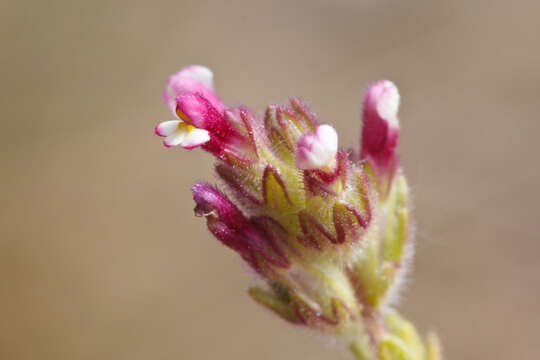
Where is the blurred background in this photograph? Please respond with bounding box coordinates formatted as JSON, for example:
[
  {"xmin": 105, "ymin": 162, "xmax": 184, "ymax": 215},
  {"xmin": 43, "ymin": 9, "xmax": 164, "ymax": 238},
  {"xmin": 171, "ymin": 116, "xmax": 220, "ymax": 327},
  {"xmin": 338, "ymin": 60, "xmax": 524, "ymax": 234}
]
[{"xmin": 1, "ymin": 0, "xmax": 539, "ymax": 359}]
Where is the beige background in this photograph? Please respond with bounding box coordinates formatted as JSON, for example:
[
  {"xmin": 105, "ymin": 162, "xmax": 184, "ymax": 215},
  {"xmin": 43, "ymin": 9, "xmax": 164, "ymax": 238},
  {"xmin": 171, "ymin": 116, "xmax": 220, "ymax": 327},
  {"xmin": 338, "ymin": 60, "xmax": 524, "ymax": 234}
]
[{"xmin": 1, "ymin": 0, "xmax": 539, "ymax": 359}]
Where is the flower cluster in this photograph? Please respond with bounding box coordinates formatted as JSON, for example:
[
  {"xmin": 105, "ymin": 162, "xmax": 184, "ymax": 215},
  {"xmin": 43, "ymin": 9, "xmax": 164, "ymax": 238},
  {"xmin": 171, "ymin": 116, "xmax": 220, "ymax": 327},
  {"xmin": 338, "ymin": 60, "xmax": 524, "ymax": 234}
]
[{"xmin": 154, "ymin": 66, "xmax": 441, "ymax": 360}]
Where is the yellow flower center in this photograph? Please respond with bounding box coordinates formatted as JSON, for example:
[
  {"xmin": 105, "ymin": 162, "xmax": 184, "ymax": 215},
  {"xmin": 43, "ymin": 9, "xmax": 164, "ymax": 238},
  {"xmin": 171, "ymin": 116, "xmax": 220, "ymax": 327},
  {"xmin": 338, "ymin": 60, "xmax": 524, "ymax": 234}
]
[{"xmin": 178, "ymin": 121, "xmax": 196, "ymax": 133}]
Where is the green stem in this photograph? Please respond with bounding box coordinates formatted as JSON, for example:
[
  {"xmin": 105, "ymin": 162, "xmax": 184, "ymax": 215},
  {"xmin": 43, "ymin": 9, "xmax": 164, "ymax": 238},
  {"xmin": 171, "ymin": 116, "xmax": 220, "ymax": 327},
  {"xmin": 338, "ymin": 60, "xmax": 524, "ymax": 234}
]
[{"xmin": 350, "ymin": 334, "xmax": 374, "ymax": 360}]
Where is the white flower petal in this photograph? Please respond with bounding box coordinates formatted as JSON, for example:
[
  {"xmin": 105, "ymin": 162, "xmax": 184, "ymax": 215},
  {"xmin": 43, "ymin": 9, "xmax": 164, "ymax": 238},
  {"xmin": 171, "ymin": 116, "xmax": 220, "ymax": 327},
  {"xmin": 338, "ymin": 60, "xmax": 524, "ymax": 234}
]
[
  {"xmin": 181, "ymin": 128, "xmax": 211, "ymax": 149},
  {"xmin": 316, "ymin": 124, "xmax": 338, "ymax": 154},
  {"xmin": 164, "ymin": 130, "xmax": 187, "ymax": 147},
  {"xmin": 296, "ymin": 124, "xmax": 338, "ymax": 170},
  {"xmin": 155, "ymin": 120, "xmax": 182, "ymax": 137},
  {"xmin": 375, "ymin": 81, "xmax": 400, "ymax": 128},
  {"xmin": 179, "ymin": 65, "xmax": 214, "ymax": 89}
]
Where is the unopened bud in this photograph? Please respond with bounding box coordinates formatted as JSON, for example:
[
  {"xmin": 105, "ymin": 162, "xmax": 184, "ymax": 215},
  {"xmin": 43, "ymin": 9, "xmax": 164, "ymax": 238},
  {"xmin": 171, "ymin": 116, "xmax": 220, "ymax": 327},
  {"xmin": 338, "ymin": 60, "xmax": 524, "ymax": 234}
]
[
  {"xmin": 361, "ymin": 80, "xmax": 400, "ymax": 173},
  {"xmin": 296, "ymin": 124, "xmax": 338, "ymax": 170}
]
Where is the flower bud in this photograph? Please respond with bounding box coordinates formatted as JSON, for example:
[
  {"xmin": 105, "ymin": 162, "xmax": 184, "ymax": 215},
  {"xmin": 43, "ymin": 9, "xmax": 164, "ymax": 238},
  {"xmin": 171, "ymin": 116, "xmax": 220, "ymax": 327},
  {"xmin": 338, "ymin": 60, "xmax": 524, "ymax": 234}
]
[
  {"xmin": 192, "ymin": 183, "xmax": 289, "ymax": 272},
  {"xmin": 192, "ymin": 182, "xmax": 250, "ymax": 231},
  {"xmin": 361, "ymin": 80, "xmax": 400, "ymax": 175},
  {"xmin": 296, "ymin": 124, "xmax": 338, "ymax": 170}
]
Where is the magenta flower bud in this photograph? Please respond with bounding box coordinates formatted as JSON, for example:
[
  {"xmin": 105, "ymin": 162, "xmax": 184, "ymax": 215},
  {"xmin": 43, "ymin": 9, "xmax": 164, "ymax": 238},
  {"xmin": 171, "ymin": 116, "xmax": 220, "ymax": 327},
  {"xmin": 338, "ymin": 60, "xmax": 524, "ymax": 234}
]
[
  {"xmin": 296, "ymin": 124, "xmax": 338, "ymax": 170},
  {"xmin": 192, "ymin": 183, "xmax": 289, "ymax": 272},
  {"xmin": 360, "ymin": 80, "xmax": 400, "ymax": 175},
  {"xmin": 192, "ymin": 183, "xmax": 250, "ymax": 230}
]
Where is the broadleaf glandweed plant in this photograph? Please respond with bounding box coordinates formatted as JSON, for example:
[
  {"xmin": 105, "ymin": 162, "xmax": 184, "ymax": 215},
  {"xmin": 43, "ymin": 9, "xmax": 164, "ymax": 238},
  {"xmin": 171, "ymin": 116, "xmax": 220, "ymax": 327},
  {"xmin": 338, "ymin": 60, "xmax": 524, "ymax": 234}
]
[{"xmin": 154, "ymin": 65, "xmax": 442, "ymax": 360}]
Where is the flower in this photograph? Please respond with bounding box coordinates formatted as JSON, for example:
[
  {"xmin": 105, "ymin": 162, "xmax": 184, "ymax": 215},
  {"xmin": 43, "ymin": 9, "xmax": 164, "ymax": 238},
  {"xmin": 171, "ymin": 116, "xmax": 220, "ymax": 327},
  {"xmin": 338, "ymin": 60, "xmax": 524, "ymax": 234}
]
[
  {"xmin": 154, "ymin": 66, "xmax": 441, "ymax": 360},
  {"xmin": 155, "ymin": 65, "xmax": 221, "ymax": 149},
  {"xmin": 156, "ymin": 65, "xmax": 249, "ymax": 157}
]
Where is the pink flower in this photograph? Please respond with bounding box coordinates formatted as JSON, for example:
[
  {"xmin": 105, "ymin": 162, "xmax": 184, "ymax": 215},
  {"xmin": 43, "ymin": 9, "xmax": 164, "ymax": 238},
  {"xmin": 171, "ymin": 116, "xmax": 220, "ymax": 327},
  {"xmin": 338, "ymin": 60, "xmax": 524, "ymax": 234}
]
[
  {"xmin": 155, "ymin": 65, "xmax": 247, "ymax": 155},
  {"xmin": 155, "ymin": 65, "xmax": 220, "ymax": 149}
]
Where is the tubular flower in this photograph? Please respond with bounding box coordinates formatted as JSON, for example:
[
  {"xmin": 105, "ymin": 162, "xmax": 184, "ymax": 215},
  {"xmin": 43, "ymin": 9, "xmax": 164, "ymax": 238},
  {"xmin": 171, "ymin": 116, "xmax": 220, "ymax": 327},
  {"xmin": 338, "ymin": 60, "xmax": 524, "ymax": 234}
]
[{"xmin": 154, "ymin": 66, "xmax": 441, "ymax": 360}]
